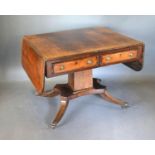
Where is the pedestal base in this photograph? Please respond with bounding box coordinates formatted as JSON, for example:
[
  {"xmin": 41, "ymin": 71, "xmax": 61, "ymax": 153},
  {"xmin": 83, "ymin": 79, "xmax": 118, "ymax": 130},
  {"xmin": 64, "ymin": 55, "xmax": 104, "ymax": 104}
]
[{"xmin": 40, "ymin": 78, "xmax": 128, "ymax": 128}]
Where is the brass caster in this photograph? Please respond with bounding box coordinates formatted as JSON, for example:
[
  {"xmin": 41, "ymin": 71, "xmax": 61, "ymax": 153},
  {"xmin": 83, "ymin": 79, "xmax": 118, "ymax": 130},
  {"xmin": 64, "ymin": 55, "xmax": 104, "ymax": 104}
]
[
  {"xmin": 49, "ymin": 123, "xmax": 56, "ymax": 129},
  {"xmin": 121, "ymin": 102, "xmax": 129, "ymax": 109}
]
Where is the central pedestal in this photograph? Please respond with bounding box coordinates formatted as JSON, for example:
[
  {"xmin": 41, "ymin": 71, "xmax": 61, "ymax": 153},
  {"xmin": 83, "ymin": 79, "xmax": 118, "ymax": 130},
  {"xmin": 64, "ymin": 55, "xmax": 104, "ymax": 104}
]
[
  {"xmin": 40, "ymin": 69, "xmax": 128, "ymax": 128},
  {"xmin": 68, "ymin": 70, "xmax": 93, "ymax": 91}
]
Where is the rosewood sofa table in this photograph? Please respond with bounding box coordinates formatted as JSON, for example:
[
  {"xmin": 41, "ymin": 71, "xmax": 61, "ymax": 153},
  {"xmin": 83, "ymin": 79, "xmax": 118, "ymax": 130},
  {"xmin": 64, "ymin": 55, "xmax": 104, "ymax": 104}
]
[{"xmin": 22, "ymin": 27, "xmax": 144, "ymax": 128}]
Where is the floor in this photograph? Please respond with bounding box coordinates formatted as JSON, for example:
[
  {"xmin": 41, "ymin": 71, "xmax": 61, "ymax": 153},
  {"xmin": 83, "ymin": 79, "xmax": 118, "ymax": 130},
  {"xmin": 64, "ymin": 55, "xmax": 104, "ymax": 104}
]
[{"xmin": 0, "ymin": 74, "xmax": 155, "ymax": 140}]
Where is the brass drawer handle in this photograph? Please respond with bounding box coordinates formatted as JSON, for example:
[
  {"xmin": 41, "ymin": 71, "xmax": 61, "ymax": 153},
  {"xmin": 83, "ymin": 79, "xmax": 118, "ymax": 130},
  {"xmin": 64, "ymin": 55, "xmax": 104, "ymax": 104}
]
[
  {"xmin": 106, "ymin": 56, "xmax": 111, "ymax": 62},
  {"xmin": 129, "ymin": 53, "xmax": 133, "ymax": 57},
  {"xmin": 60, "ymin": 65, "xmax": 65, "ymax": 70},
  {"xmin": 87, "ymin": 59, "xmax": 93, "ymax": 64}
]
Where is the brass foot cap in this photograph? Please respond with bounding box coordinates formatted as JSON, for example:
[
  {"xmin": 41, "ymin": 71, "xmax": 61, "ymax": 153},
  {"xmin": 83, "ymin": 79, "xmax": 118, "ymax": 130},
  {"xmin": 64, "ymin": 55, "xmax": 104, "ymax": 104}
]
[
  {"xmin": 49, "ymin": 123, "xmax": 56, "ymax": 129},
  {"xmin": 121, "ymin": 102, "xmax": 129, "ymax": 109}
]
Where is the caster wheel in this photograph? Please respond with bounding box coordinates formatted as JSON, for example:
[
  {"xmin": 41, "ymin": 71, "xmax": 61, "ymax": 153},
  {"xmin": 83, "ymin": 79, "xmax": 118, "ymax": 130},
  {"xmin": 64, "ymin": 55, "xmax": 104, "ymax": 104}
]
[
  {"xmin": 49, "ymin": 123, "xmax": 56, "ymax": 129},
  {"xmin": 121, "ymin": 102, "xmax": 129, "ymax": 109}
]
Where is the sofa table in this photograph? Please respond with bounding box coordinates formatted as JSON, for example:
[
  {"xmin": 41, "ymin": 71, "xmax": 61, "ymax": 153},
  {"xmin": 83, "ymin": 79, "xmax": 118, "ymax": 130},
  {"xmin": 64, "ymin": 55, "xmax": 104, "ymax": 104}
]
[{"xmin": 22, "ymin": 27, "xmax": 144, "ymax": 128}]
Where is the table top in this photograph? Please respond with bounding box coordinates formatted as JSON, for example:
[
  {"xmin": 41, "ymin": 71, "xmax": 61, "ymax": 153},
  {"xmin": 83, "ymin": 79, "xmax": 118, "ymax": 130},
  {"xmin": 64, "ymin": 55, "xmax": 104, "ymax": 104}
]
[{"xmin": 23, "ymin": 27, "xmax": 143, "ymax": 61}]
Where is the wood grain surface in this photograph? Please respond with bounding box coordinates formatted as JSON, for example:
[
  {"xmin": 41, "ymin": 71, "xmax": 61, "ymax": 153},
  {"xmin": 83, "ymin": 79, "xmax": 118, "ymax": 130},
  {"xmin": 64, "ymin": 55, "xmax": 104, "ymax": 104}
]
[
  {"xmin": 68, "ymin": 69, "xmax": 93, "ymax": 91},
  {"xmin": 23, "ymin": 27, "xmax": 144, "ymax": 61},
  {"xmin": 22, "ymin": 39, "xmax": 45, "ymax": 94}
]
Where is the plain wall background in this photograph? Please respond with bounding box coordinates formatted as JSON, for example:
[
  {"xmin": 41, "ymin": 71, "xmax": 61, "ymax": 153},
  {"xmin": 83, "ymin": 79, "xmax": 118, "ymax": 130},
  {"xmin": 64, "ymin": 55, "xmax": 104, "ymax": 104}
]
[{"xmin": 0, "ymin": 15, "xmax": 155, "ymax": 82}]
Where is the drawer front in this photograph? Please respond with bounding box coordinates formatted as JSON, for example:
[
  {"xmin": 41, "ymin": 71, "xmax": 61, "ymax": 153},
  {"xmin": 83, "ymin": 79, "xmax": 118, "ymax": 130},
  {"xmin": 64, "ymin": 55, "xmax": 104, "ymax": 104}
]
[
  {"xmin": 53, "ymin": 56, "xmax": 98, "ymax": 74},
  {"xmin": 102, "ymin": 50, "xmax": 138, "ymax": 65}
]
